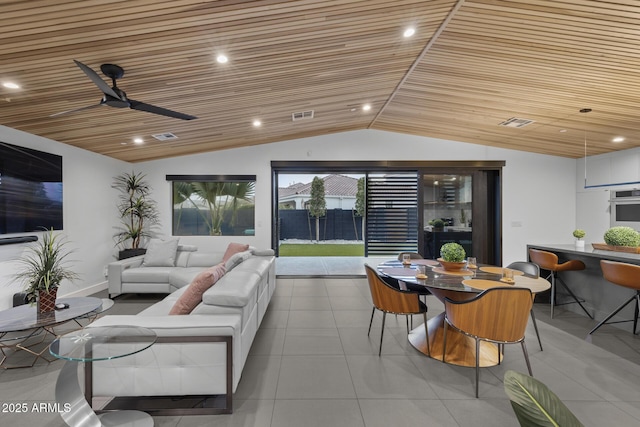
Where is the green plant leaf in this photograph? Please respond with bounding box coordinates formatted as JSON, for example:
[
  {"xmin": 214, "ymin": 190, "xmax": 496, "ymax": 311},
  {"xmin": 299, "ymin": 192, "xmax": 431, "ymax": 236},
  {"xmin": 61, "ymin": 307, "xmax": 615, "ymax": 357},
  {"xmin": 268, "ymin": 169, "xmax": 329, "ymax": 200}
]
[{"xmin": 504, "ymin": 370, "xmax": 584, "ymax": 427}]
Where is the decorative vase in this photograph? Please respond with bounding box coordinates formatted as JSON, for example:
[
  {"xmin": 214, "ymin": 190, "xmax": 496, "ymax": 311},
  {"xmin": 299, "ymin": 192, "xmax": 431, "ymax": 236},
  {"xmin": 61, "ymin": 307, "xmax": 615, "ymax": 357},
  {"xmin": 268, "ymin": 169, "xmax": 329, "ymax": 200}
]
[
  {"xmin": 437, "ymin": 258, "xmax": 467, "ymax": 271},
  {"xmin": 37, "ymin": 287, "xmax": 58, "ymax": 313},
  {"xmin": 575, "ymin": 239, "xmax": 585, "ymax": 248}
]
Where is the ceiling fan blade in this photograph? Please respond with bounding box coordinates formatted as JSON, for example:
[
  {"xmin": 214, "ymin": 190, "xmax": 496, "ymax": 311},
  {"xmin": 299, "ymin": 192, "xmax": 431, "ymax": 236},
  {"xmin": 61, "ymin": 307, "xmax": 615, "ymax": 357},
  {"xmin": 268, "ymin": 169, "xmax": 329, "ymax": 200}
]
[
  {"xmin": 50, "ymin": 102, "xmax": 104, "ymax": 117},
  {"xmin": 73, "ymin": 60, "xmax": 121, "ymax": 100},
  {"xmin": 129, "ymin": 100, "xmax": 197, "ymax": 120}
]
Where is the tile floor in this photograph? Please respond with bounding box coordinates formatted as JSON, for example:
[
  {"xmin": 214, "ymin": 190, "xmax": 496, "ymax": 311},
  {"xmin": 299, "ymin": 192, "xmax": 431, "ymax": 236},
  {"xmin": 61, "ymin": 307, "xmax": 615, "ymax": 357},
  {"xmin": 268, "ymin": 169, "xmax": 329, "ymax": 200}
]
[{"xmin": 2, "ymin": 260, "xmax": 640, "ymax": 426}]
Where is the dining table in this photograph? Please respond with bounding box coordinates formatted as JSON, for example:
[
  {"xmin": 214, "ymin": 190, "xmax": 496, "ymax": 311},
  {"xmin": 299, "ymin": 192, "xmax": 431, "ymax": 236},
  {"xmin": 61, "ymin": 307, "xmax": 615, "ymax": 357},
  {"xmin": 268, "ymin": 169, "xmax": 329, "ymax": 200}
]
[{"xmin": 376, "ymin": 259, "xmax": 550, "ymax": 368}]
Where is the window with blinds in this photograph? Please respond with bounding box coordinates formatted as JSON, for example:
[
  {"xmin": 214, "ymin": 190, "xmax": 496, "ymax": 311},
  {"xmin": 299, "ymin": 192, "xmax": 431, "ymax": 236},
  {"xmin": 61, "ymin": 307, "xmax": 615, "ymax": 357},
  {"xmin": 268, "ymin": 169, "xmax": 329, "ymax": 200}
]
[{"xmin": 366, "ymin": 173, "xmax": 419, "ymax": 256}]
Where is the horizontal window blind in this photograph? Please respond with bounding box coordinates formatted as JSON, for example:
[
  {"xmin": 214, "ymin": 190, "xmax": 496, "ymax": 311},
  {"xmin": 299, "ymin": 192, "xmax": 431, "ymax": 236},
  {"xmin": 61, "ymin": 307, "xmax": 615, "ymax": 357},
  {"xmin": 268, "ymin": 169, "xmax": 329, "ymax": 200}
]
[{"xmin": 366, "ymin": 173, "xmax": 418, "ymax": 256}]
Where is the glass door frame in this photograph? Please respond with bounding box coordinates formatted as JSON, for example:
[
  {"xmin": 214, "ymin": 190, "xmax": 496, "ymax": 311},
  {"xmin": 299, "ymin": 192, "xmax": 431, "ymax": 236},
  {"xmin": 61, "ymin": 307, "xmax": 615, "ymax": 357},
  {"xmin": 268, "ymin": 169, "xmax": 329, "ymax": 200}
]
[{"xmin": 272, "ymin": 160, "xmax": 504, "ymax": 263}]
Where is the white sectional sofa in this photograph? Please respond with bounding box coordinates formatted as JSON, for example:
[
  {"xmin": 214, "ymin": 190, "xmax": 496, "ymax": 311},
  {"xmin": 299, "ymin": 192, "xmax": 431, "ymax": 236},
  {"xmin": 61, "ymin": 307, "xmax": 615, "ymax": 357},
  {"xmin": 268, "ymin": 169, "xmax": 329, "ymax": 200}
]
[{"xmin": 89, "ymin": 242, "xmax": 276, "ymax": 414}]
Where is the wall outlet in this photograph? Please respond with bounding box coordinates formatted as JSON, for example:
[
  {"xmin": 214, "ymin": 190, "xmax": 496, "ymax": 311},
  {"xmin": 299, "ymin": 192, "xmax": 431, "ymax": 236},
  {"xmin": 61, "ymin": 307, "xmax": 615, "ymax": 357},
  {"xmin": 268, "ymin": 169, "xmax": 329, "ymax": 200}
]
[{"xmin": 103, "ymin": 265, "xmax": 108, "ymax": 277}]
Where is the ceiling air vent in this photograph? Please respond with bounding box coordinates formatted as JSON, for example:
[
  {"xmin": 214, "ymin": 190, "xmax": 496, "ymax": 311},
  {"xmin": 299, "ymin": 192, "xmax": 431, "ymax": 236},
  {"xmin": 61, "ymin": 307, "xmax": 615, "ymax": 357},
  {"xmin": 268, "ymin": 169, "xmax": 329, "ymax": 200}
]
[
  {"xmin": 292, "ymin": 110, "xmax": 314, "ymax": 121},
  {"xmin": 498, "ymin": 117, "xmax": 535, "ymax": 128},
  {"xmin": 152, "ymin": 132, "xmax": 178, "ymax": 141}
]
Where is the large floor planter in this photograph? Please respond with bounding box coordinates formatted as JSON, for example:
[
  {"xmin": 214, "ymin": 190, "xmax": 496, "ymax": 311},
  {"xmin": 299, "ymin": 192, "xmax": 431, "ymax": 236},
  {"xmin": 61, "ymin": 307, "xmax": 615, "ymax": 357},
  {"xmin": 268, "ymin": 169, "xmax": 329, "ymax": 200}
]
[
  {"xmin": 38, "ymin": 288, "xmax": 58, "ymax": 313},
  {"xmin": 119, "ymin": 248, "xmax": 147, "ymax": 260}
]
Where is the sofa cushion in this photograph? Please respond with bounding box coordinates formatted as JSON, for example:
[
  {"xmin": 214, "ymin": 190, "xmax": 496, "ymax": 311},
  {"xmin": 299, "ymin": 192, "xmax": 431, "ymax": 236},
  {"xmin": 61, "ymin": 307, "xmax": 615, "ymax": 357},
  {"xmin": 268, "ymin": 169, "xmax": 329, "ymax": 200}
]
[
  {"xmin": 122, "ymin": 267, "xmax": 172, "ymax": 283},
  {"xmin": 143, "ymin": 238, "xmax": 180, "ymax": 267},
  {"xmin": 169, "ymin": 263, "xmax": 227, "ymax": 315},
  {"xmin": 202, "ymin": 270, "xmax": 260, "ymax": 307},
  {"xmin": 222, "ymin": 242, "xmax": 250, "ymax": 263},
  {"xmin": 187, "ymin": 252, "xmax": 224, "ymax": 268},
  {"xmin": 225, "ymin": 250, "xmax": 252, "ymax": 272},
  {"xmin": 175, "ymin": 245, "xmax": 198, "ymax": 267}
]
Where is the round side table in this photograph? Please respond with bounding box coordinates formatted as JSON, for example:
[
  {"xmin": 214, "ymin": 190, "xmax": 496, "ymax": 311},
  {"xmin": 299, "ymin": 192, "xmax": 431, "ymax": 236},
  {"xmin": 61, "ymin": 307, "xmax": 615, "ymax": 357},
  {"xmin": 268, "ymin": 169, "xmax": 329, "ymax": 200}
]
[{"xmin": 49, "ymin": 325, "xmax": 157, "ymax": 427}]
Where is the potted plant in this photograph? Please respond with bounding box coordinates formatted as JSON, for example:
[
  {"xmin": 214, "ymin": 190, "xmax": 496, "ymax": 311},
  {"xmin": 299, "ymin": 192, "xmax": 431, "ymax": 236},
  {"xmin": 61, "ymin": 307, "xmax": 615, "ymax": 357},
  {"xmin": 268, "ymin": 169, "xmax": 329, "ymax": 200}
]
[
  {"xmin": 438, "ymin": 242, "xmax": 467, "ymax": 271},
  {"xmin": 593, "ymin": 226, "xmax": 640, "ymax": 253},
  {"xmin": 430, "ymin": 219, "xmax": 445, "ymax": 231},
  {"xmin": 573, "ymin": 229, "xmax": 586, "ymax": 248},
  {"xmin": 14, "ymin": 228, "xmax": 78, "ymax": 313},
  {"xmin": 113, "ymin": 171, "xmax": 160, "ymax": 259}
]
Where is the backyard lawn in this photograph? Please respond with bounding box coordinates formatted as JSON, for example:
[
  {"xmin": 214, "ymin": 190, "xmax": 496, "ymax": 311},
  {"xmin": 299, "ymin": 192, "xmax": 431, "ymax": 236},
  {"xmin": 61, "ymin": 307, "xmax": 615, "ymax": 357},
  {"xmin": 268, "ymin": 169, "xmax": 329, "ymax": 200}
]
[{"xmin": 279, "ymin": 243, "xmax": 364, "ymax": 256}]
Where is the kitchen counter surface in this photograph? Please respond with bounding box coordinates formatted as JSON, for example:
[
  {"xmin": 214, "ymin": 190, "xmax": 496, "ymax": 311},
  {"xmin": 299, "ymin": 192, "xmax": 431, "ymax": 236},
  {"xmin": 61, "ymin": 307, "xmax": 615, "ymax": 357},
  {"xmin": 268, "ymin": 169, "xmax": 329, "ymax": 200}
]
[
  {"xmin": 526, "ymin": 243, "xmax": 640, "ymax": 265},
  {"xmin": 526, "ymin": 243, "xmax": 640, "ymax": 329}
]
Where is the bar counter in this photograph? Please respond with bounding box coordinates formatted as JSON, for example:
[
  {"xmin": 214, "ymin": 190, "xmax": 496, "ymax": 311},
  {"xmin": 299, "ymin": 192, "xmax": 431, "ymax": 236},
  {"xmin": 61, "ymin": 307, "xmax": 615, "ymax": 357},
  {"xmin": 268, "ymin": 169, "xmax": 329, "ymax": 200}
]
[{"xmin": 527, "ymin": 243, "xmax": 640, "ymax": 329}]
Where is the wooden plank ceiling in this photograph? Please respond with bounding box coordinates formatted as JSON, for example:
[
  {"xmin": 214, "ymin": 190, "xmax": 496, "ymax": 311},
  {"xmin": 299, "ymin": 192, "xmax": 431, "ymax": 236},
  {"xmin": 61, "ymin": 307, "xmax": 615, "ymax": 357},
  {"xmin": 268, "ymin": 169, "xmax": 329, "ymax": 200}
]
[{"xmin": 2, "ymin": 0, "xmax": 640, "ymax": 162}]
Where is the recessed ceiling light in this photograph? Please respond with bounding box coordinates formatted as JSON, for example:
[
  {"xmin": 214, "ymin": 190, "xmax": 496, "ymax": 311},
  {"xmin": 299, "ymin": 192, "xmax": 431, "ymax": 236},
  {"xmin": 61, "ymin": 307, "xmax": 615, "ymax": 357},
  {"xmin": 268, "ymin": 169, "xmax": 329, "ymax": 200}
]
[
  {"xmin": 2, "ymin": 82, "xmax": 20, "ymax": 89},
  {"xmin": 133, "ymin": 137, "xmax": 144, "ymax": 144},
  {"xmin": 559, "ymin": 129, "xmax": 567, "ymax": 133},
  {"xmin": 120, "ymin": 142, "xmax": 127, "ymax": 145},
  {"xmin": 350, "ymin": 108, "xmax": 357, "ymax": 112},
  {"xmin": 252, "ymin": 119, "xmax": 262, "ymax": 127},
  {"xmin": 216, "ymin": 54, "xmax": 228, "ymax": 64},
  {"xmin": 612, "ymin": 136, "xmax": 625, "ymax": 143},
  {"xmin": 362, "ymin": 104, "xmax": 372, "ymax": 112},
  {"xmin": 403, "ymin": 27, "xmax": 416, "ymax": 38}
]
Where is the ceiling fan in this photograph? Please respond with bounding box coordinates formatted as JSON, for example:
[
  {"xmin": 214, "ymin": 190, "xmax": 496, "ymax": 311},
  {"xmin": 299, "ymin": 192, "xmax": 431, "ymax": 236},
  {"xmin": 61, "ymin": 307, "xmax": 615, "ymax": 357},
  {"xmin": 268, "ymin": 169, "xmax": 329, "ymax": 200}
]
[{"xmin": 51, "ymin": 60, "xmax": 197, "ymax": 120}]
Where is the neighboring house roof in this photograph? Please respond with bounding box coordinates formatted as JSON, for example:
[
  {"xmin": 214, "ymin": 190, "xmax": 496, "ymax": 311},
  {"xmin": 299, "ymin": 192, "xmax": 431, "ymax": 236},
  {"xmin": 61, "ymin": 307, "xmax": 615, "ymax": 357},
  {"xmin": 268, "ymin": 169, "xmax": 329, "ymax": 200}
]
[{"xmin": 278, "ymin": 175, "xmax": 358, "ymax": 199}]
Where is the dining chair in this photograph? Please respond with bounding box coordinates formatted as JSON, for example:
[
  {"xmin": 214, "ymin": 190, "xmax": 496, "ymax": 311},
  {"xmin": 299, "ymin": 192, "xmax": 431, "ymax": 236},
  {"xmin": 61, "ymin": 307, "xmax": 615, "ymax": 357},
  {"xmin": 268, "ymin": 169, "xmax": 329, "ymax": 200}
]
[
  {"xmin": 507, "ymin": 261, "xmax": 543, "ymax": 351},
  {"xmin": 442, "ymin": 287, "xmax": 533, "ymax": 397},
  {"xmin": 364, "ymin": 264, "xmax": 429, "ymax": 356},
  {"xmin": 397, "ymin": 252, "xmax": 424, "ymax": 262}
]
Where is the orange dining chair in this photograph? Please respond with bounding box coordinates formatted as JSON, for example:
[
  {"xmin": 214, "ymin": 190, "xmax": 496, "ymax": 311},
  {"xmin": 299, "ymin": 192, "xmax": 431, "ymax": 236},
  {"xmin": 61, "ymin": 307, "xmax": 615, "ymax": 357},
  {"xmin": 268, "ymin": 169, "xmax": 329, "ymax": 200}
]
[
  {"xmin": 442, "ymin": 287, "xmax": 533, "ymax": 397},
  {"xmin": 364, "ymin": 264, "xmax": 429, "ymax": 356},
  {"xmin": 529, "ymin": 248, "xmax": 592, "ymax": 319},
  {"xmin": 589, "ymin": 260, "xmax": 640, "ymax": 335}
]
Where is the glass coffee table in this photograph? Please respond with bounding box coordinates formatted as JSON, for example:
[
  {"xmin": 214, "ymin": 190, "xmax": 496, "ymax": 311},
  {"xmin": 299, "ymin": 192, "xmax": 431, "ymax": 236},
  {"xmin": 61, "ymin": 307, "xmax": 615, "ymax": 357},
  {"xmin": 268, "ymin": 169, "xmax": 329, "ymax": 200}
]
[
  {"xmin": 50, "ymin": 325, "xmax": 157, "ymax": 427},
  {"xmin": 0, "ymin": 297, "xmax": 103, "ymax": 368}
]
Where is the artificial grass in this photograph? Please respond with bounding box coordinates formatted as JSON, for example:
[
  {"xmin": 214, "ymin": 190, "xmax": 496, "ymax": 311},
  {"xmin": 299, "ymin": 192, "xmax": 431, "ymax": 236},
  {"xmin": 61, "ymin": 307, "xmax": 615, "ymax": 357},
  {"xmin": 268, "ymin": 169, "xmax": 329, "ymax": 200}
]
[{"xmin": 278, "ymin": 243, "xmax": 364, "ymax": 256}]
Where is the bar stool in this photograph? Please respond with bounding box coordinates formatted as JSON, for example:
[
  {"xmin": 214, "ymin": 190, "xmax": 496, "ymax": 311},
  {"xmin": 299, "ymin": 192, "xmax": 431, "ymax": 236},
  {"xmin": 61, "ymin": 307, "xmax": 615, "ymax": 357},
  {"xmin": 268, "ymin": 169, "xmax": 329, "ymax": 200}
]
[
  {"xmin": 529, "ymin": 249, "xmax": 593, "ymax": 319},
  {"xmin": 589, "ymin": 260, "xmax": 640, "ymax": 335}
]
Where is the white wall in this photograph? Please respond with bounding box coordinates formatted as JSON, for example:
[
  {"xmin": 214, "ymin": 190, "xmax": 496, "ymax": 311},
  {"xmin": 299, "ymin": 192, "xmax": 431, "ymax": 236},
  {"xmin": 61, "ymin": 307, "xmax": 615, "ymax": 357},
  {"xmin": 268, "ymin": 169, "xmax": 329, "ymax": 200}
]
[
  {"xmin": 0, "ymin": 125, "xmax": 578, "ymax": 307},
  {"xmin": 576, "ymin": 146, "xmax": 640, "ymax": 244},
  {"xmin": 139, "ymin": 129, "xmax": 577, "ymax": 265},
  {"xmin": 0, "ymin": 125, "xmax": 129, "ymax": 309}
]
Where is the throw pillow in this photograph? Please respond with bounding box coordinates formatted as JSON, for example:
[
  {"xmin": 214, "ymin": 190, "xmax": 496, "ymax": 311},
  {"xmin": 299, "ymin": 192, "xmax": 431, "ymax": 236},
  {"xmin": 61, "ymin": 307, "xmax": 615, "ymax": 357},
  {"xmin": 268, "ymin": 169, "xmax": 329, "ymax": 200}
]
[
  {"xmin": 222, "ymin": 242, "xmax": 250, "ymax": 263},
  {"xmin": 169, "ymin": 263, "xmax": 227, "ymax": 315},
  {"xmin": 142, "ymin": 238, "xmax": 180, "ymax": 267}
]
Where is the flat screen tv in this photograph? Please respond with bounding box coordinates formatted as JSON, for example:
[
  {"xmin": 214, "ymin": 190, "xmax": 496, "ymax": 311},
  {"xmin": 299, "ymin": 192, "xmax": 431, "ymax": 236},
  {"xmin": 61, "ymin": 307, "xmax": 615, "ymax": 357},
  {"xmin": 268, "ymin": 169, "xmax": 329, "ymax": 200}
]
[{"xmin": 0, "ymin": 142, "xmax": 63, "ymax": 234}]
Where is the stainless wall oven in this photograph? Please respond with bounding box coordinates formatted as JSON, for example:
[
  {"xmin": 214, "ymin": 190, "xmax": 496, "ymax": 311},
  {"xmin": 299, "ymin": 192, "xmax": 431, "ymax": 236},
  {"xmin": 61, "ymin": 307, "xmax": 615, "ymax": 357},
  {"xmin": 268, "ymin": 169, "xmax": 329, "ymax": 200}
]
[{"xmin": 610, "ymin": 189, "xmax": 640, "ymax": 230}]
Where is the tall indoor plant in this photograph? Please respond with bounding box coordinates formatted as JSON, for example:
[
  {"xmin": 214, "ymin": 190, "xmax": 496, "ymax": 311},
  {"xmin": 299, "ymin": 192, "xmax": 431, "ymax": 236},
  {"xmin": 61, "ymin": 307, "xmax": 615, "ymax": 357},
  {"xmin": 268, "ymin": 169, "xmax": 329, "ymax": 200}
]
[
  {"xmin": 113, "ymin": 171, "xmax": 160, "ymax": 259},
  {"xmin": 14, "ymin": 228, "xmax": 78, "ymax": 312}
]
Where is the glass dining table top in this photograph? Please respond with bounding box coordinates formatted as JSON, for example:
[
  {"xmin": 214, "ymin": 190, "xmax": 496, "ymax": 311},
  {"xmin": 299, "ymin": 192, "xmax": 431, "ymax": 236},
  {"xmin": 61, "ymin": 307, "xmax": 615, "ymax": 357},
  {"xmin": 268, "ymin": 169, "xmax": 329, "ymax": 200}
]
[
  {"xmin": 0, "ymin": 297, "xmax": 103, "ymax": 333},
  {"xmin": 49, "ymin": 325, "xmax": 157, "ymax": 362},
  {"xmin": 376, "ymin": 260, "xmax": 550, "ymax": 294}
]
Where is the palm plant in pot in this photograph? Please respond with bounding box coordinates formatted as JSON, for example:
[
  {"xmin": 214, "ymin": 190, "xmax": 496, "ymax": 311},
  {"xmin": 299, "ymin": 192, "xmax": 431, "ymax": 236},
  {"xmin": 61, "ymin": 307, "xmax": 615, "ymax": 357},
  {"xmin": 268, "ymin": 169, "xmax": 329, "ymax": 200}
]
[
  {"xmin": 438, "ymin": 242, "xmax": 467, "ymax": 271},
  {"xmin": 113, "ymin": 171, "xmax": 160, "ymax": 259},
  {"xmin": 14, "ymin": 228, "xmax": 78, "ymax": 313}
]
